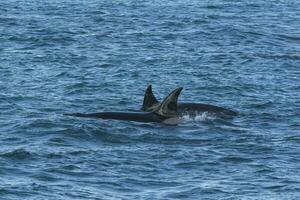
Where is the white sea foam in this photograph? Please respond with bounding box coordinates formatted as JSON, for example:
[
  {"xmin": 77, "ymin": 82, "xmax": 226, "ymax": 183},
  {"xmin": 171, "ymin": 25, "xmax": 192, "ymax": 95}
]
[{"xmin": 182, "ymin": 112, "xmax": 216, "ymax": 122}]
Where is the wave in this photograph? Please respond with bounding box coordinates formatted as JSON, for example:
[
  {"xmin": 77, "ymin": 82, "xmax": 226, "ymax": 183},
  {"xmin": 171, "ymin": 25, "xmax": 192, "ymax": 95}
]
[{"xmin": 1, "ymin": 148, "xmax": 34, "ymax": 160}]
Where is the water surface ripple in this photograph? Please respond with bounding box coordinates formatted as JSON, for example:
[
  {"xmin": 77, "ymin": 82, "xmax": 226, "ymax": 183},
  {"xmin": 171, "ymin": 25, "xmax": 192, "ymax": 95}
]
[{"xmin": 1, "ymin": 0, "xmax": 300, "ymax": 199}]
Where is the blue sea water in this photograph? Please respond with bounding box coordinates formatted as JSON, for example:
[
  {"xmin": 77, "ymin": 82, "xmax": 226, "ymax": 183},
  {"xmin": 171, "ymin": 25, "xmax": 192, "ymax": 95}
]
[{"xmin": 1, "ymin": 0, "xmax": 300, "ymax": 199}]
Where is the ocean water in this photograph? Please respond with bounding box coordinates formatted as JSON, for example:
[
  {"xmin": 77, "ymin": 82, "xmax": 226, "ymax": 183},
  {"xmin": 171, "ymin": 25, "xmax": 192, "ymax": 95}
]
[{"xmin": 1, "ymin": 0, "xmax": 300, "ymax": 199}]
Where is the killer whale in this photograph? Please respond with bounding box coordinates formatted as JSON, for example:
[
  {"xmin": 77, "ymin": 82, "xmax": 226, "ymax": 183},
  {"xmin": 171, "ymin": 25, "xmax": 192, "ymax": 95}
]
[
  {"xmin": 141, "ymin": 85, "xmax": 238, "ymax": 116},
  {"xmin": 65, "ymin": 87, "xmax": 183, "ymax": 125}
]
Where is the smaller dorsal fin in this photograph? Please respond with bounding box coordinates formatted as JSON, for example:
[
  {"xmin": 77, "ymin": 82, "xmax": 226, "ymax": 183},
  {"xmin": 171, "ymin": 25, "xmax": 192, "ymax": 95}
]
[
  {"xmin": 141, "ymin": 85, "xmax": 159, "ymax": 111},
  {"xmin": 155, "ymin": 87, "xmax": 183, "ymax": 117}
]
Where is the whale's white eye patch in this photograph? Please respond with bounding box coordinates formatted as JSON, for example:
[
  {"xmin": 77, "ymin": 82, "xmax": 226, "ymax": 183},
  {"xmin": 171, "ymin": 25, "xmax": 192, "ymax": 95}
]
[{"xmin": 162, "ymin": 117, "xmax": 182, "ymax": 125}]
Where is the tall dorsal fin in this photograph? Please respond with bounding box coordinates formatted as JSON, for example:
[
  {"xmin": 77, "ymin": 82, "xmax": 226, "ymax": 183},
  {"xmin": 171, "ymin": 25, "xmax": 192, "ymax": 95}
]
[
  {"xmin": 141, "ymin": 85, "xmax": 159, "ymax": 111},
  {"xmin": 155, "ymin": 87, "xmax": 183, "ymax": 117}
]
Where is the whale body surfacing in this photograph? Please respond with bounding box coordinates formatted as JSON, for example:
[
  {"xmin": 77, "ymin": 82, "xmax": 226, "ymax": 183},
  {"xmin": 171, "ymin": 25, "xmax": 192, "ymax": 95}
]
[
  {"xmin": 65, "ymin": 87, "xmax": 183, "ymax": 125},
  {"xmin": 141, "ymin": 85, "xmax": 238, "ymax": 117}
]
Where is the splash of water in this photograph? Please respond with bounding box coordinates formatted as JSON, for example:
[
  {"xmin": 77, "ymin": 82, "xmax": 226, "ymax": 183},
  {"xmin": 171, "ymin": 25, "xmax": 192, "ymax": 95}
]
[{"xmin": 182, "ymin": 112, "xmax": 217, "ymax": 122}]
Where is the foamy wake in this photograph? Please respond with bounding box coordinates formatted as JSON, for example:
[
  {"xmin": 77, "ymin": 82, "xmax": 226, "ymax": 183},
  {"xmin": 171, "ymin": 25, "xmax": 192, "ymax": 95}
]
[{"xmin": 181, "ymin": 112, "xmax": 217, "ymax": 122}]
